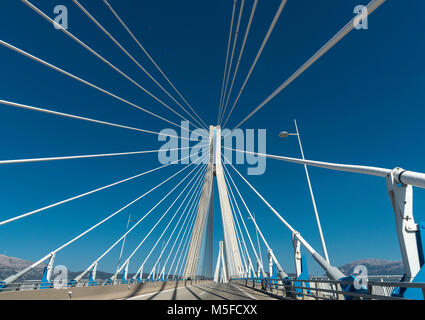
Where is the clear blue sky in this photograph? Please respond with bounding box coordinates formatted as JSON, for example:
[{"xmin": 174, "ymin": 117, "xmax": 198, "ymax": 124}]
[{"xmin": 0, "ymin": 0, "xmax": 424, "ymax": 277}]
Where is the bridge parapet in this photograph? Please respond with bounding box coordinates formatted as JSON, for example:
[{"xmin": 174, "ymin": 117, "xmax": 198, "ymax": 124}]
[
  {"xmin": 232, "ymin": 278, "xmax": 425, "ymax": 300},
  {"xmin": 0, "ymin": 279, "xmax": 210, "ymax": 300}
]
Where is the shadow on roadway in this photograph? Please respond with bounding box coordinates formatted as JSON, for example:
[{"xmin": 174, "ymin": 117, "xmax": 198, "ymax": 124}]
[
  {"xmin": 185, "ymin": 285, "xmax": 202, "ymax": 300},
  {"xmin": 192, "ymin": 284, "xmax": 229, "ymax": 300},
  {"xmin": 234, "ymin": 283, "xmax": 286, "ymax": 300},
  {"xmin": 125, "ymin": 281, "xmax": 147, "ymax": 300},
  {"xmin": 171, "ymin": 280, "xmax": 179, "ymax": 300},
  {"xmin": 124, "ymin": 280, "xmax": 168, "ymax": 300},
  {"xmin": 198, "ymin": 283, "xmax": 250, "ymax": 300},
  {"xmin": 147, "ymin": 281, "xmax": 168, "ymax": 300}
]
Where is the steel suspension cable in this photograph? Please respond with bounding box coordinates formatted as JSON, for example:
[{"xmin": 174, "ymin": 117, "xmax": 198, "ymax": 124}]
[
  {"xmin": 141, "ymin": 167, "xmax": 206, "ymax": 280},
  {"xmin": 222, "ymin": 152, "xmax": 290, "ymax": 278},
  {"xmin": 101, "ymin": 0, "xmax": 208, "ymax": 129},
  {"xmin": 176, "ymin": 230, "xmax": 193, "ymax": 278},
  {"xmin": 226, "ymin": 168, "xmax": 255, "ymax": 275},
  {"xmin": 223, "ymin": 153, "xmax": 294, "ymax": 234},
  {"xmin": 173, "ymin": 192, "xmax": 205, "ymax": 279},
  {"xmin": 223, "ymin": 147, "xmax": 425, "ymax": 275},
  {"xmin": 230, "ymin": 0, "xmax": 386, "ymax": 131},
  {"xmin": 3, "ymin": 160, "xmax": 196, "ymax": 285},
  {"xmin": 222, "ymin": 152, "xmax": 329, "ymax": 277},
  {"xmin": 167, "ymin": 193, "xmax": 200, "ymax": 279},
  {"xmin": 112, "ymin": 154, "xmax": 209, "ymax": 279},
  {"xmin": 222, "ymin": 162, "xmax": 263, "ymax": 274},
  {"xmin": 163, "ymin": 179, "xmax": 203, "ymax": 279},
  {"xmin": 72, "ymin": 0, "xmax": 206, "ymax": 130},
  {"xmin": 222, "ymin": 146, "xmax": 392, "ymax": 179},
  {"xmin": 0, "ymin": 146, "xmax": 193, "ymax": 165},
  {"xmin": 217, "ymin": 0, "xmax": 237, "ymax": 124},
  {"xmin": 74, "ymin": 162, "xmax": 205, "ymax": 282},
  {"xmin": 135, "ymin": 165, "xmax": 206, "ymax": 278},
  {"xmin": 226, "ymin": 181, "xmax": 249, "ymax": 274},
  {"xmin": 112, "ymin": 162, "xmax": 207, "ymax": 281},
  {"xmin": 55, "ymin": 164, "xmax": 199, "ymax": 256},
  {"xmin": 21, "ymin": 0, "xmax": 204, "ymax": 133},
  {"xmin": 223, "ymin": 162, "xmax": 274, "ymax": 259},
  {"xmin": 0, "ymin": 40, "xmax": 201, "ymax": 137},
  {"xmin": 219, "ymin": 0, "xmax": 246, "ymax": 125},
  {"xmin": 221, "ymin": 0, "xmax": 258, "ymax": 126},
  {"xmin": 0, "ymin": 152, "xmax": 199, "ymax": 226},
  {"xmin": 0, "ymin": 99, "xmax": 195, "ymax": 141},
  {"xmin": 222, "ymin": 0, "xmax": 288, "ymax": 128}
]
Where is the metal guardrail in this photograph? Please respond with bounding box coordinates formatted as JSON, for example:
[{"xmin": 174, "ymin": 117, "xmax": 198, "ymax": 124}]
[
  {"xmin": 0, "ymin": 278, "xmax": 210, "ymax": 293},
  {"xmin": 232, "ymin": 277, "xmax": 425, "ymax": 300},
  {"xmin": 2, "ymin": 276, "xmax": 423, "ymax": 300},
  {"xmin": 0, "ymin": 280, "xmax": 104, "ymax": 292}
]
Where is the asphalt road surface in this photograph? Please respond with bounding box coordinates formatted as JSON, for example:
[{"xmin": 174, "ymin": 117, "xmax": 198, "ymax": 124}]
[{"xmin": 127, "ymin": 282, "xmax": 278, "ymax": 300}]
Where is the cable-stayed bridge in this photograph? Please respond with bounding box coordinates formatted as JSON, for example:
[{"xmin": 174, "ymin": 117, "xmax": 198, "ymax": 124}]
[{"xmin": 1, "ymin": 0, "xmax": 424, "ymax": 301}]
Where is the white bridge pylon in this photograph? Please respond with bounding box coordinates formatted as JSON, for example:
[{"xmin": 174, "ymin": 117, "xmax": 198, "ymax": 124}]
[
  {"xmin": 214, "ymin": 241, "xmax": 228, "ymax": 283},
  {"xmin": 183, "ymin": 126, "xmax": 244, "ymax": 282}
]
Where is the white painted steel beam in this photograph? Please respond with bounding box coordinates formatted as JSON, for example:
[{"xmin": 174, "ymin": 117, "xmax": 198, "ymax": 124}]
[{"xmin": 215, "ymin": 127, "xmax": 244, "ymax": 278}]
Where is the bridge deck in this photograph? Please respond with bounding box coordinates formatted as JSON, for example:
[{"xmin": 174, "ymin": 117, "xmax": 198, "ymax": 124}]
[{"xmin": 126, "ymin": 283, "xmax": 278, "ymax": 300}]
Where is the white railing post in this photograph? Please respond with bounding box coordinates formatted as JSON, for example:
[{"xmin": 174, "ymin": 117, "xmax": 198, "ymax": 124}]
[
  {"xmin": 122, "ymin": 260, "xmax": 129, "ymax": 284},
  {"xmin": 88, "ymin": 262, "xmax": 97, "ymax": 286},
  {"xmin": 267, "ymin": 249, "xmax": 273, "ymax": 278},
  {"xmin": 292, "ymin": 233, "xmax": 302, "ymax": 278},
  {"xmin": 40, "ymin": 253, "xmax": 56, "ymax": 289},
  {"xmin": 386, "ymin": 168, "xmax": 421, "ymax": 281}
]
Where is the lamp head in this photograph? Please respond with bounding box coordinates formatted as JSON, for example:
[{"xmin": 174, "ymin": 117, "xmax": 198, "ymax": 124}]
[{"xmin": 278, "ymin": 131, "xmax": 290, "ymax": 138}]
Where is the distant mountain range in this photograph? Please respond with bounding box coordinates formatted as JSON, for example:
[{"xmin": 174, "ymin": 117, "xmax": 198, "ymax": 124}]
[
  {"xmin": 0, "ymin": 254, "xmax": 47, "ymax": 281},
  {"xmin": 337, "ymin": 259, "xmax": 403, "ymax": 276},
  {"xmin": 0, "ymin": 254, "xmax": 148, "ymax": 281},
  {"xmin": 0, "ymin": 254, "xmax": 404, "ymax": 281}
]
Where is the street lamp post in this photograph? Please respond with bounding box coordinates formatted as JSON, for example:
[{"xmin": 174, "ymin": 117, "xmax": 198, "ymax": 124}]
[
  {"xmin": 279, "ymin": 119, "xmax": 330, "ymax": 264},
  {"xmin": 115, "ymin": 213, "xmax": 137, "ymax": 275}
]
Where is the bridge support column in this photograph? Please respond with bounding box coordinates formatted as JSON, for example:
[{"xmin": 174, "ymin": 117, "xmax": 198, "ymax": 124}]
[
  {"xmin": 160, "ymin": 266, "xmax": 165, "ymax": 281},
  {"xmin": 137, "ymin": 266, "xmax": 143, "ymax": 283},
  {"xmin": 184, "ymin": 126, "xmax": 243, "ymax": 280},
  {"xmin": 133, "ymin": 263, "xmax": 144, "ymax": 283},
  {"xmin": 215, "ymin": 127, "xmax": 244, "ymax": 278},
  {"xmin": 256, "ymin": 259, "xmax": 262, "ymax": 279},
  {"xmin": 88, "ymin": 262, "xmax": 97, "ymax": 286},
  {"xmin": 387, "ymin": 169, "xmax": 421, "ymax": 280},
  {"xmin": 150, "ymin": 266, "xmax": 156, "ymax": 282},
  {"xmin": 267, "ymin": 249, "xmax": 278, "ymax": 290},
  {"xmin": 121, "ymin": 261, "xmax": 129, "ymax": 284},
  {"xmin": 40, "ymin": 253, "xmax": 55, "ymax": 289},
  {"xmin": 183, "ymin": 127, "xmax": 215, "ymax": 279},
  {"xmin": 292, "ymin": 233, "xmax": 302, "ymax": 278},
  {"xmin": 267, "ymin": 249, "xmax": 273, "ymax": 278},
  {"xmin": 387, "ymin": 169, "xmax": 425, "ymax": 299}
]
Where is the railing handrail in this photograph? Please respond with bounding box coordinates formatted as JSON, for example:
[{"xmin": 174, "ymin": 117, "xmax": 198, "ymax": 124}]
[
  {"xmin": 224, "ymin": 147, "xmax": 425, "ymax": 189},
  {"xmin": 232, "ymin": 278, "xmax": 425, "ymax": 300}
]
